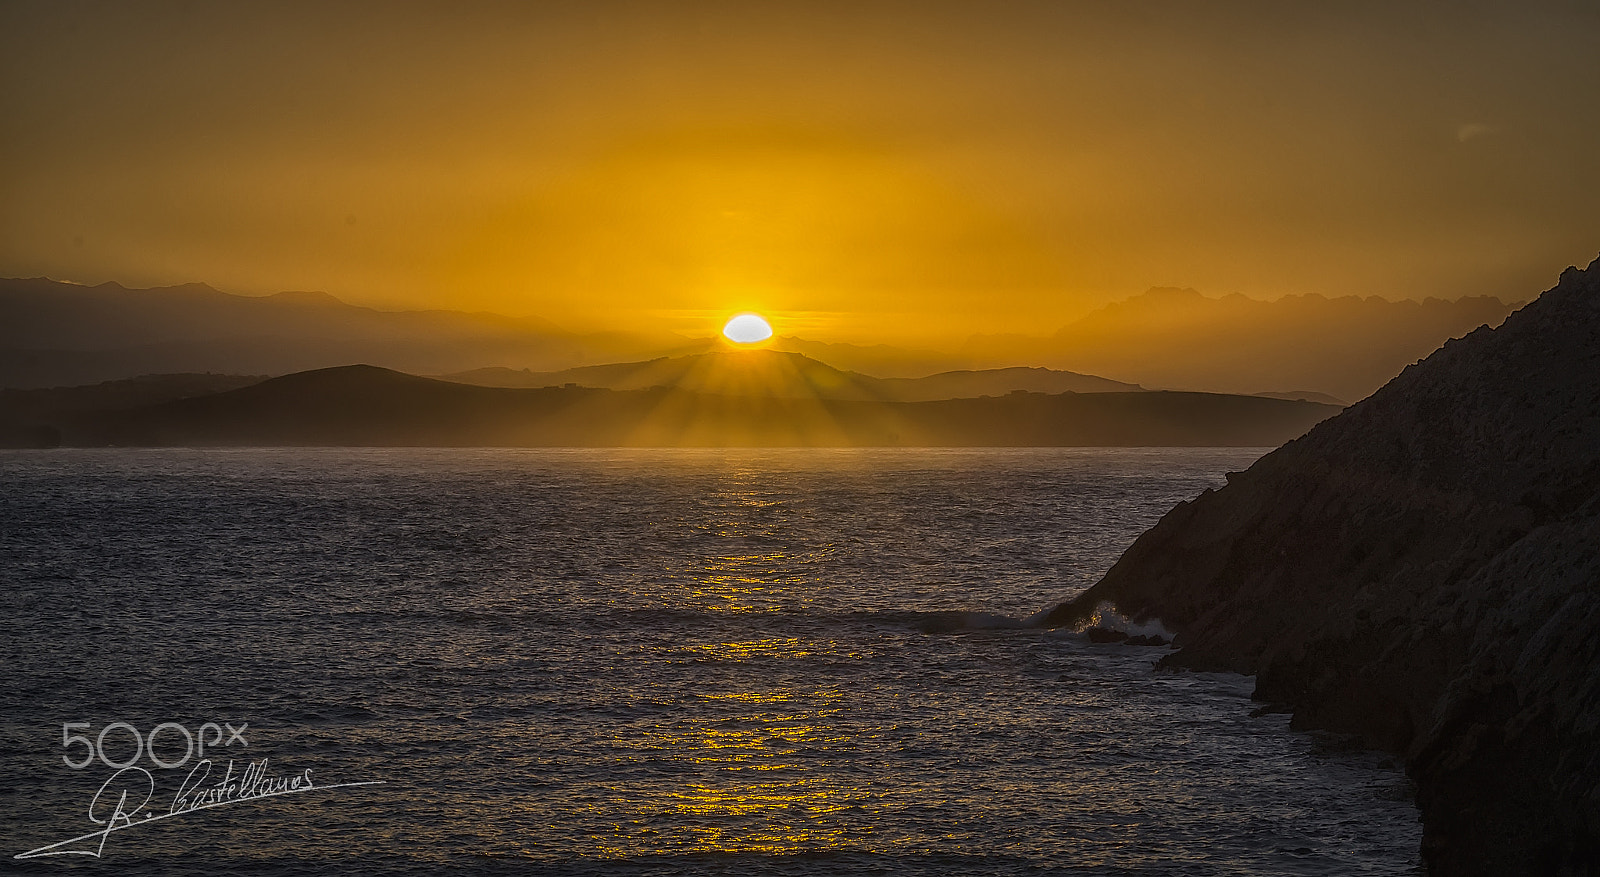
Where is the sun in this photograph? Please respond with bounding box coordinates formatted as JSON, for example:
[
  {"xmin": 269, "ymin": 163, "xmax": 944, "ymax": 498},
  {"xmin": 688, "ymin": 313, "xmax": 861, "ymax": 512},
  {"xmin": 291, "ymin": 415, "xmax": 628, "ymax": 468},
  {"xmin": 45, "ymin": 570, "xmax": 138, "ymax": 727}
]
[{"xmin": 722, "ymin": 313, "xmax": 774, "ymax": 344}]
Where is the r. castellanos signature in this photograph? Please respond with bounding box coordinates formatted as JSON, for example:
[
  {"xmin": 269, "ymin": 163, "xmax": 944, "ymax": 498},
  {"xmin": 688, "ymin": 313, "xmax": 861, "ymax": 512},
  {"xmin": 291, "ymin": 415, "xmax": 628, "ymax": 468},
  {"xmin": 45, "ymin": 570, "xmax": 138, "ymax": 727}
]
[{"xmin": 15, "ymin": 758, "xmax": 385, "ymax": 859}]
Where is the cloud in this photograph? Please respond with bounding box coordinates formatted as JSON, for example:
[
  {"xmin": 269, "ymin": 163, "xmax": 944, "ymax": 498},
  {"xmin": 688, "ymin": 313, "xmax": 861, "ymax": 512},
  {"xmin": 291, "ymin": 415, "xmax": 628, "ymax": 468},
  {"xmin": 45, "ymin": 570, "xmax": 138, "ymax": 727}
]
[{"xmin": 1456, "ymin": 122, "xmax": 1495, "ymax": 142}]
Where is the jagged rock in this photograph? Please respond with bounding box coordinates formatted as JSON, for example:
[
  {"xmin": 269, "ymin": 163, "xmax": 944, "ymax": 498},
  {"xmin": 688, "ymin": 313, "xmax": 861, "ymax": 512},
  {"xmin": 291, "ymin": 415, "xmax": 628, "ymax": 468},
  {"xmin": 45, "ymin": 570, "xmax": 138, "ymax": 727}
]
[{"xmin": 1041, "ymin": 256, "xmax": 1600, "ymax": 875}]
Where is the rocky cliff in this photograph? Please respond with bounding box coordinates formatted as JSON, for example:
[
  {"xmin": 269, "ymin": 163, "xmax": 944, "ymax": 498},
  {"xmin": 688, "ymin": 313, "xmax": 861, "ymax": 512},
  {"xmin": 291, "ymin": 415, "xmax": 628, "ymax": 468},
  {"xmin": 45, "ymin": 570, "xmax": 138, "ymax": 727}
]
[{"xmin": 1042, "ymin": 257, "xmax": 1600, "ymax": 875}]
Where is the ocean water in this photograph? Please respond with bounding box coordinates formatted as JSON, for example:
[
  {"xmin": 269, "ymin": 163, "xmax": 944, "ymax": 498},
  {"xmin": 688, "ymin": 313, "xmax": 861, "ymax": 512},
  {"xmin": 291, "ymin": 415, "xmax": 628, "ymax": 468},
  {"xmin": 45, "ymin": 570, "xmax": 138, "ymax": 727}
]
[{"xmin": 0, "ymin": 448, "xmax": 1421, "ymax": 875}]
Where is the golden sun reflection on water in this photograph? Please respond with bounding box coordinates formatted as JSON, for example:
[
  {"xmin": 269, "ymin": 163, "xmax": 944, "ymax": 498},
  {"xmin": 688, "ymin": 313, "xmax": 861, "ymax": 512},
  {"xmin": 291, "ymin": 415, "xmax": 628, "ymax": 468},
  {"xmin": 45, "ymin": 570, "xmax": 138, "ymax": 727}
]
[
  {"xmin": 690, "ymin": 553, "xmax": 798, "ymax": 611},
  {"xmin": 585, "ymin": 473, "xmax": 888, "ymax": 856},
  {"xmin": 681, "ymin": 477, "xmax": 839, "ymax": 612},
  {"xmin": 593, "ymin": 650, "xmax": 882, "ymax": 857},
  {"xmin": 666, "ymin": 776, "xmax": 861, "ymax": 853}
]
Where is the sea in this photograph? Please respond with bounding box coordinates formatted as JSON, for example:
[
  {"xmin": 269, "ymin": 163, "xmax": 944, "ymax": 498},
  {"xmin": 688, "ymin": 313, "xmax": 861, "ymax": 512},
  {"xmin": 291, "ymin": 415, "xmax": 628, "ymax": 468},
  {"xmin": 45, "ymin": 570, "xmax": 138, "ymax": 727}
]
[{"xmin": 0, "ymin": 448, "xmax": 1422, "ymax": 876}]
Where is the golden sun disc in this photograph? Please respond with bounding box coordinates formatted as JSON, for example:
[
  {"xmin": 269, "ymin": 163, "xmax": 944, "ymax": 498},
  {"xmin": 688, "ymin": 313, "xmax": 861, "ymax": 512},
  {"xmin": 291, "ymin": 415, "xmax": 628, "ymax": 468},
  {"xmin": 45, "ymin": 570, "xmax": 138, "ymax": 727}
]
[{"xmin": 722, "ymin": 313, "xmax": 773, "ymax": 344}]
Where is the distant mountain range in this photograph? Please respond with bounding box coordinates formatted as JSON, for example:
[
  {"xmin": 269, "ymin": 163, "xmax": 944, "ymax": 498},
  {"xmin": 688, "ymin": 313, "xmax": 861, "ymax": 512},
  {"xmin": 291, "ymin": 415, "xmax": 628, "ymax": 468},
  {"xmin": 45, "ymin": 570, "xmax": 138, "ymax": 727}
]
[
  {"xmin": 0, "ymin": 277, "xmax": 683, "ymax": 388},
  {"xmin": 965, "ymin": 286, "xmax": 1518, "ymax": 401},
  {"xmin": 439, "ymin": 349, "xmax": 1141, "ymax": 400},
  {"xmin": 0, "ymin": 363, "xmax": 1339, "ymax": 449},
  {"xmin": 1, "ymin": 276, "xmax": 1517, "ymax": 401}
]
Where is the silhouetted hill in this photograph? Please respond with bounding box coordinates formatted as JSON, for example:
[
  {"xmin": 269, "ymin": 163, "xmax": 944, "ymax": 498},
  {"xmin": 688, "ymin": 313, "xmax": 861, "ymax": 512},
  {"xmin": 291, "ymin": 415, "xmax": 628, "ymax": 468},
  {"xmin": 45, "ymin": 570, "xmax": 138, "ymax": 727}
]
[
  {"xmin": 1040, "ymin": 257, "xmax": 1600, "ymax": 875},
  {"xmin": 29, "ymin": 363, "xmax": 1337, "ymax": 447},
  {"xmin": 0, "ymin": 278, "xmax": 682, "ymax": 387},
  {"xmin": 966, "ymin": 288, "xmax": 1518, "ymax": 401},
  {"xmin": 441, "ymin": 350, "xmax": 1139, "ymax": 400}
]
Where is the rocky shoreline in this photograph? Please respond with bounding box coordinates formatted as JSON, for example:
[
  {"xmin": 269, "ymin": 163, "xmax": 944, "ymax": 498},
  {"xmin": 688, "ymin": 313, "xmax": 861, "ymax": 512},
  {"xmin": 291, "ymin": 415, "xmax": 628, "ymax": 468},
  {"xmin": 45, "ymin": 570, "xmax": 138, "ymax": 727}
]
[{"xmin": 1042, "ymin": 257, "xmax": 1600, "ymax": 875}]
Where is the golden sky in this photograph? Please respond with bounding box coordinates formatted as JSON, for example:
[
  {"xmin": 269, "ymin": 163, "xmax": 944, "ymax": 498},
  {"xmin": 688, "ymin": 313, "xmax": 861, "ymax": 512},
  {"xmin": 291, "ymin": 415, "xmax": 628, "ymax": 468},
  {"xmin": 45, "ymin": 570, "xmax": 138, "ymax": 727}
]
[{"xmin": 2, "ymin": 1, "xmax": 1597, "ymax": 343}]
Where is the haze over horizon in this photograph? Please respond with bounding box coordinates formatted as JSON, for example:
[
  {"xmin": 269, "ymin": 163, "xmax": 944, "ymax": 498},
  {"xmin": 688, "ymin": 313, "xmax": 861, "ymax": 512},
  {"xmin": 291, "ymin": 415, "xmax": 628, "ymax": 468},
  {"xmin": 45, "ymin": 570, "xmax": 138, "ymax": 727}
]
[
  {"xmin": 0, "ymin": 274, "xmax": 1522, "ymax": 399},
  {"xmin": 3, "ymin": 1, "xmax": 1598, "ymax": 348}
]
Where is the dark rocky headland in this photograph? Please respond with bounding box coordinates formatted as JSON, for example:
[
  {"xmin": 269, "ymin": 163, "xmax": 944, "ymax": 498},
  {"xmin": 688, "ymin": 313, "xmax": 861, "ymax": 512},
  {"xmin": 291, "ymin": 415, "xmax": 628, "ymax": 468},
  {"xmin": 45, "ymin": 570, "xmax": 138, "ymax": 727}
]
[{"xmin": 1043, "ymin": 257, "xmax": 1600, "ymax": 875}]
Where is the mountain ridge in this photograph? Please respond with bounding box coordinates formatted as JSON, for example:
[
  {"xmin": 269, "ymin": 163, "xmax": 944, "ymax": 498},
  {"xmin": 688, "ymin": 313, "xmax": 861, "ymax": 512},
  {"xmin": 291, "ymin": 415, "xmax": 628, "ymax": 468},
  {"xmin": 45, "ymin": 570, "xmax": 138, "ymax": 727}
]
[{"xmin": 0, "ymin": 362, "xmax": 1338, "ymax": 449}]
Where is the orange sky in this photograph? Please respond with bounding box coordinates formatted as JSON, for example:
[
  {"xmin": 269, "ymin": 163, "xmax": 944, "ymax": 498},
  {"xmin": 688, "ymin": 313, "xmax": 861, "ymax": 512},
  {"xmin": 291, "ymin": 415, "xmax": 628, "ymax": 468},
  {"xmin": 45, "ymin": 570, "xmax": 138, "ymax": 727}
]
[{"xmin": 2, "ymin": 1, "xmax": 1597, "ymax": 344}]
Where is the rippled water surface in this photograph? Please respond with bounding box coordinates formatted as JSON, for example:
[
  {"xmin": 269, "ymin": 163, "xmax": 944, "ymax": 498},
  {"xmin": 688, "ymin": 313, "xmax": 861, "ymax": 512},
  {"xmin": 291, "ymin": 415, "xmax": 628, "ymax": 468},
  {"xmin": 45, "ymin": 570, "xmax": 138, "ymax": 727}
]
[{"xmin": 0, "ymin": 448, "xmax": 1421, "ymax": 875}]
